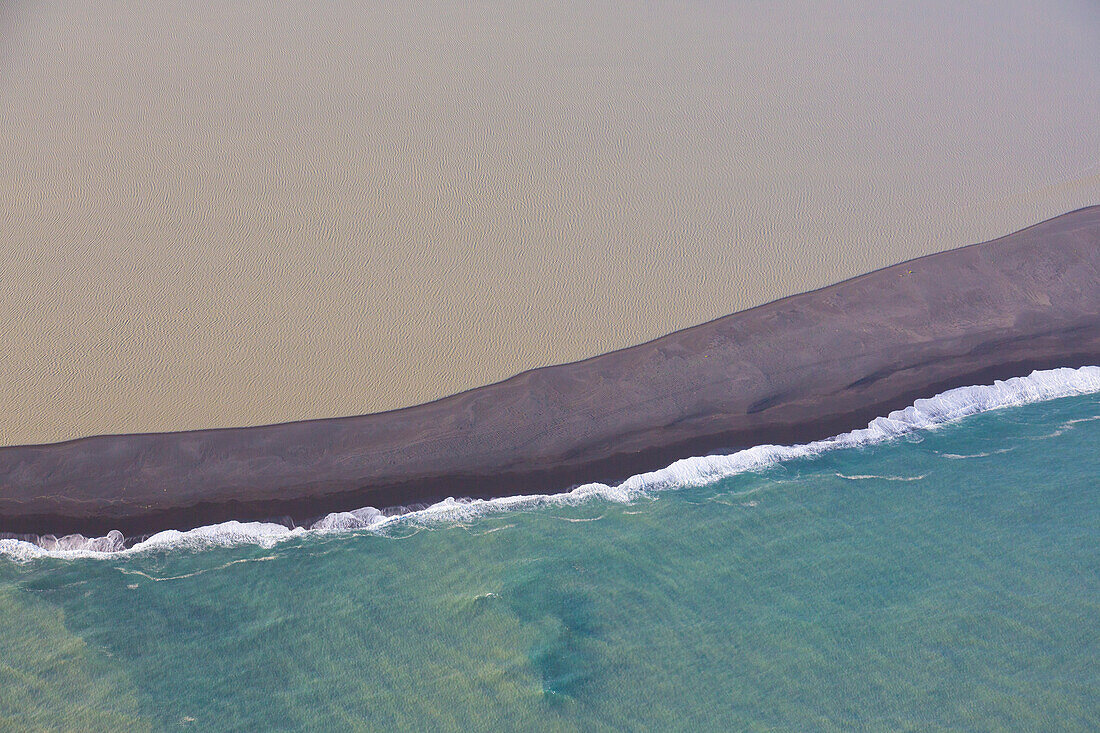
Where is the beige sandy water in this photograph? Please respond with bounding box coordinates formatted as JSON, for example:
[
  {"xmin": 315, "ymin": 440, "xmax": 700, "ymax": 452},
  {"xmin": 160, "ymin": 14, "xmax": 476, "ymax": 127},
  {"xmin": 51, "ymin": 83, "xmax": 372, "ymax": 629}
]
[{"xmin": 1, "ymin": 0, "xmax": 1098, "ymax": 446}]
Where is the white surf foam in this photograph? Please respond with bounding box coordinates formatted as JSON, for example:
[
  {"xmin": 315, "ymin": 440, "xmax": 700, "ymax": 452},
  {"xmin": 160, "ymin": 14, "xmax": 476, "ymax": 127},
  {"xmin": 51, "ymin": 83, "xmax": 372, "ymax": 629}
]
[
  {"xmin": 3, "ymin": 366, "xmax": 1098, "ymax": 560},
  {"xmin": 835, "ymin": 473, "xmax": 927, "ymax": 481},
  {"xmin": 940, "ymin": 447, "xmax": 1016, "ymax": 460}
]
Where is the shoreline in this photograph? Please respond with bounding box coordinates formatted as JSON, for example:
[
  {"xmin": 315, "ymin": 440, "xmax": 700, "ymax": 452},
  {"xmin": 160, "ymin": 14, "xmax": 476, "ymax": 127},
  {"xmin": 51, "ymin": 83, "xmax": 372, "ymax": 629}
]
[
  {"xmin": 6, "ymin": 364, "xmax": 1100, "ymax": 556},
  {"xmin": 2, "ymin": 206, "xmax": 1099, "ymax": 538}
]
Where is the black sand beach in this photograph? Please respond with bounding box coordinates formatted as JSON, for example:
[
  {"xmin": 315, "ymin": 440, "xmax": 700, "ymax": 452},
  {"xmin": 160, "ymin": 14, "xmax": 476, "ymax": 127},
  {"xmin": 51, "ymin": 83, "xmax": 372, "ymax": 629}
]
[{"xmin": 2, "ymin": 207, "xmax": 1099, "ymax": 538}]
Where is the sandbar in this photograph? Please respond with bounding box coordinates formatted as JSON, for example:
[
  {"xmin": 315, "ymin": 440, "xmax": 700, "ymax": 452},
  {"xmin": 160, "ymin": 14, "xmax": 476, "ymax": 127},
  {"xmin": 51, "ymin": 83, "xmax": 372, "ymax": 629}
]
[{"xmin": 1, "ymin": 207, "xmax": 1098, "ymax": 538}]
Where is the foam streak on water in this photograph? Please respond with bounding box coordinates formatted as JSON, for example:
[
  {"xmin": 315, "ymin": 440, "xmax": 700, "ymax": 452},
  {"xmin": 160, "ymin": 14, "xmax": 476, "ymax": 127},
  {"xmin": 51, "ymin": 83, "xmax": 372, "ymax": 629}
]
[{"xmin": 3, "ymin": 366, "xmax": 1099, "ymax": 560}]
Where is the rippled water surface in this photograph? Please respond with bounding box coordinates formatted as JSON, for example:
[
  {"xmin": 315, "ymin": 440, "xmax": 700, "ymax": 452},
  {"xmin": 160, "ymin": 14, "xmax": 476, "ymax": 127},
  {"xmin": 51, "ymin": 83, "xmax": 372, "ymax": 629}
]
[{"xmin": 2, "ymin": 392, "xmax": 1098, "ymax": 730}]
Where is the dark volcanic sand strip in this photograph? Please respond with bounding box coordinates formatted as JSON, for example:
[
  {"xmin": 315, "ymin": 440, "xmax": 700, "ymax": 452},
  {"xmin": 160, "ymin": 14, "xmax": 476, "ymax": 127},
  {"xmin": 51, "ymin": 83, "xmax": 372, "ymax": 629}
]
[{"xmin": 3, "ymin": 206, "xmax": 1100, "ymax": 539}]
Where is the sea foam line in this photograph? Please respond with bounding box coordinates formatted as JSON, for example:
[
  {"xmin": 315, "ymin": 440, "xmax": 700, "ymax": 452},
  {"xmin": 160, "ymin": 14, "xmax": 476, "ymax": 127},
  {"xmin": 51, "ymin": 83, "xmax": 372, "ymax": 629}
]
[{"xmin": 3, "ymin": 365, "xmax": 1099, "ymax": 561}]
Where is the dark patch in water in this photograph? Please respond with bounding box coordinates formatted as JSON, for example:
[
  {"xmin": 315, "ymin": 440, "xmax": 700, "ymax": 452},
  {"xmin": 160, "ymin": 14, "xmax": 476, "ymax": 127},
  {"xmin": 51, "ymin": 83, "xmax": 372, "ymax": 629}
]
[
  {"xmin": 503, "ymin": 562, "xmax": 602, "ymax": 700},
  {"xmin": 529, "ymin": 629, "xmax": 595, "ymax": 701}
]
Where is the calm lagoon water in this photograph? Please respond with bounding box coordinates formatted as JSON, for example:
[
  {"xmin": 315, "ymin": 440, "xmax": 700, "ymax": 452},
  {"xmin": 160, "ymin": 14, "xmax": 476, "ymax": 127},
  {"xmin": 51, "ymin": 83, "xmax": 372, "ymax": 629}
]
[{"xmin": 1, "ymin": 391, "xmax": 1098, "ymax": 730}]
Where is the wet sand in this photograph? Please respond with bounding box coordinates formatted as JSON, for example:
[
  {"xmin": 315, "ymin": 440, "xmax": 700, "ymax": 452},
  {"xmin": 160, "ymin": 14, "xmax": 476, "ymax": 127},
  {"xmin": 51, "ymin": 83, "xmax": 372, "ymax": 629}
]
[{"xmin": 2, "ymin": 207, "xmax": 1098, "ymax": 538}]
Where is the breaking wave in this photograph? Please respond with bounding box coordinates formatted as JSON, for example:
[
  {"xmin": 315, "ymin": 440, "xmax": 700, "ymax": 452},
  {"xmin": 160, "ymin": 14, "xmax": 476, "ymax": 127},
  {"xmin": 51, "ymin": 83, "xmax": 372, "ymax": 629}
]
[{"xmin": 3, "ymin": 366, "xmax": 1098, "ymax": 560}]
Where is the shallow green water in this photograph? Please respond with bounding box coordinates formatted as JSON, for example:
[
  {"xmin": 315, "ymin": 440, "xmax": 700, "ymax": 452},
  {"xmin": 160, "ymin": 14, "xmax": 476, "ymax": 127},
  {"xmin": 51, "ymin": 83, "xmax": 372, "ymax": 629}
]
[{"xmin": 2, "ymin": 393, "xmax": 1098, "ymax": 730}]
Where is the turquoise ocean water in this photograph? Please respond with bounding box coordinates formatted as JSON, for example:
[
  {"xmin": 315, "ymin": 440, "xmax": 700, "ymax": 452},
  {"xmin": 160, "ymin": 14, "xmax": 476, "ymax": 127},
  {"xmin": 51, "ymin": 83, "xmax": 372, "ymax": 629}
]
[{"xmin": 1, "ymin": 374, "xmax": 1098, "ymax": 730}]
